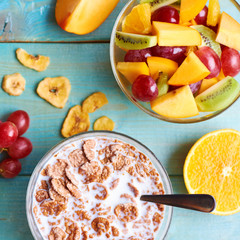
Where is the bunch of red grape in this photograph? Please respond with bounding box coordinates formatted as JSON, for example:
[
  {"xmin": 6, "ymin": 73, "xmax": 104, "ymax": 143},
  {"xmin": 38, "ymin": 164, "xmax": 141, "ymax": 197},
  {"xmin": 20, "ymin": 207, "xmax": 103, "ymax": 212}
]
[{"xmin": 0, "ymin": 110, "xmax": 32, "ymax": 178}]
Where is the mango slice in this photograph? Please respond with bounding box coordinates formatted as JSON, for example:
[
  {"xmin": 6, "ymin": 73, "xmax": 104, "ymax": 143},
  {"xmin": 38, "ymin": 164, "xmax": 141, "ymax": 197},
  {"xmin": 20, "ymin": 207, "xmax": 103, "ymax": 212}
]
[
  {"xmin": 152, "ymin": 22, "xmax": 202, "ymax": 46},
  {"xmin": 61, "ymin": 105, "xmax": 90, "ymax": 138},
  {"xmin": 198, "ymin": 78, "xmax": 218, "ymax": 94},
  {"xmin": 151, "ymin": 85, "xmax": 199, "ymax": 118},
  {"xmin": 55, "ymin": 0, "xmax": 119, "ymax": 35},
  {"xmin": 37, "ymin": 77, "xmax": 71, "ymax": 109},
  {"xmin": 117, "ymin": 62, "xmax": 149, "ymax": 84},
  {"xmin": 180, "ymin": 0, "xmax": 208, "ymax": 23},
  {"xmin": 168, "ymin": 52, "xmax": 210, "ymax": 86},
  {"xmin": 147, "ymin": 57, "xmax": 178, "ymax": 80},
  {"xmin": 207, "ymin": 0, "xmax": 221, "ymax": 27},
  {"xmin": 216, "ymin": 12, "xmax": 240, "ymax": 51}
]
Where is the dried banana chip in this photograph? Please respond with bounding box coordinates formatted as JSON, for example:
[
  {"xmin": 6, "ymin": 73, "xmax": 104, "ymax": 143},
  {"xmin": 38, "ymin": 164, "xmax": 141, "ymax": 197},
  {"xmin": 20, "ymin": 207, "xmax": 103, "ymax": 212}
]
[
  {"xmin": 82, "ymin": 92, "xmax": 108, "ymax": 113},
  {"xmin": 37, "ymin": 76, "xmax": 71, "ymax": 109},
  {"xmin": 61, "ymin": 105, "xmax": 90, "ymax": 138},
  {"xmin": 16, "ymin": 48, "xmax": 50, "ymax": 72},
  {"xmin": 2, "ymin": 73, "xmax": 25, "ymax": 96},
  {"xmin": 93, "ymin": 116, "xmax": 115, "ymax": 131}
]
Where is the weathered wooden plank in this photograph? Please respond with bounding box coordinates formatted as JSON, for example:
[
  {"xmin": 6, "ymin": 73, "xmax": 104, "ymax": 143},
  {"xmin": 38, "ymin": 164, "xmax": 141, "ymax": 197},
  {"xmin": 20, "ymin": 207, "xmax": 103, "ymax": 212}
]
[
  {"xmin": 0, "ymin": 43, "xmax": 240, "ymax": 176},
  {"xmin": 0, "ymin": 176, "xmax": 239, "ymax": 240}
]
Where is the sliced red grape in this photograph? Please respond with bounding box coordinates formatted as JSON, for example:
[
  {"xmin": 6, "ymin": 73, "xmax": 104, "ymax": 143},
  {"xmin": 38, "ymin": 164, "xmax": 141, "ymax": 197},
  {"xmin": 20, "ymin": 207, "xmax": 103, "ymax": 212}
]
[
  {"xmin": 194, "ymin": 46, "xmax": 221, "ymax": 79},
  {"xmin": 152, "ymin": 6, "xmax": 179, "ymax": 24},
  {"xmin": 7, "ymin": 110, "xmax": 30, "ymax": 136},
  {"xmin": 221, "ymin": 47, "xmax": 240, "ymax": 77},
  {"xmin": 132, "ymin": 75, "xmax": 158, "ymax": 102},
  {"xmin": 0, "ymin": 122, "xmax": 18, "ymax": 148},
  {"xmin": 8, "ymin": 137, "xmax": 33, "ymax": 159},
  {"xmin": 194, "ymin": 6, "xmax": 208, "ymax": 25},
  {"xmin": 189, "ymin": 81, "xmax": 202, "ymax": 95},
  {"xmin": 0, "ymin": 158, "xmax": 21, "ymax": 178},
  {"xmin": 124, "ymin": 49, "xmax": 152, "ymax": 63}
]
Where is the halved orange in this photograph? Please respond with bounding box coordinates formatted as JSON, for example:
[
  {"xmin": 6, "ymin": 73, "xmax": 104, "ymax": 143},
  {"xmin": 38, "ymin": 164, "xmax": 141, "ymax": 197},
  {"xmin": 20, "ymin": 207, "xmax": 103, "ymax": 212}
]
[
  {"xmin": 184, "ymin": 129, "xmax": 240, "ymax": 215},
  {"xmin": 122, "ymin": 3, "xmax": 152, "ymax": 35}
]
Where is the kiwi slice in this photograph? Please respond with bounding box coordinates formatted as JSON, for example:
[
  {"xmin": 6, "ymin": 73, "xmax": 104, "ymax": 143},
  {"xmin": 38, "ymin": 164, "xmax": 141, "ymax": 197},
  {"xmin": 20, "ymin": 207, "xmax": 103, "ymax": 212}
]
[
  {"xmin": 195, "ymin": 77, "xmax": 240, "ymax": 112},
  {"xmin": 156, "ymin": 72, "xmax": 169, "ymax": 97},
  {"xmin": 115, "ymin": 31, "xmax": 157, "ymax": 50},
  {"xmin": 192, "ymin": 25, "xmax": 222, "ymax": 57},
  {"xmin": 140, "ymin": 0, "xmax": 179, "ymax": 12}
]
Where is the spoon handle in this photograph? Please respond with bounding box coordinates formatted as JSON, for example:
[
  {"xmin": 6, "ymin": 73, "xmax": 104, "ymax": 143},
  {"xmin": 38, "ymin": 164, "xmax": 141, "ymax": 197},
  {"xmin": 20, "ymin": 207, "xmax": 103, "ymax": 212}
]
[{"xmin": 140, "ymin": 194, "xmax": 216, "ymax": 213}]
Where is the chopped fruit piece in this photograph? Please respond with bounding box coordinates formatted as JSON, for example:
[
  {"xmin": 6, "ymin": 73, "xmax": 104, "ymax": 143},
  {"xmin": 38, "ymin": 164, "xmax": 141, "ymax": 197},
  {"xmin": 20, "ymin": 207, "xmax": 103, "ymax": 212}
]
[
  {"xmin": 217, "ymin": 69, "xmax": 225, "ymax": 81},
  {"xmin": 151, "ymin": 85, "xmax": 199, "ymax": 118},
  {"xmin": 198, "ymin": 78, "xmax": 218, "ymax": 94},
  {"xmin": 37, "ymin": 77, "xmax": 71, "ymax": 109},
  {"xmin": 195, "ymin": 77, "xmax": 240, "ymax": 112},
  {"xmin": 207, "ymin": 0, "xmax": 221, "ymax": 27},
  {"xmin": 189, "ymin": 81, "xmax": 202, "ymax": 95},
  {"xmin": 216, "ymin": 12, "xmax": 240, "ymax": 51},
  {"xmin": 168, "ymin": 52, "xmax": 210, "ymax": 86},
  {"xmin": 93, "ymin": 116, "xmax": 115, "ymax": 131},
  {"xmin": 141, "ymin": 0, "xmax": 179, "ymax": 12},
  {"xmin": 124, "ymin": 49, "xmax": 152, "ymax": 63},
  {"xmin": 55, "ymin": 0, "xmax": 119, "ymax": 35},
  {"xmin": 2, "ymin": 73, "xmax": 25, "ymax": 96},
  {"xmin": 122, "ymin": 3, "xmax": 152, "ymax": 34},
  {"xmin": 61, "ymin": 105, "xmax": 90, "ymax": 138},
  {"xmin": 184, "ymin": 129, "xmax": 240, "ymax": 215},
  {"xmin": 194, "ymin": 5, "xmax": 208, "ymax": 25},
  {"xmin": 115, "ymin": 31, "xmax": 157, "ymax": 50},
  {"xmin": 185, "ymin": 46, "xmax": 198, "ymax": 56},
  {"xmin": 117, "ymin": 62, "xmax": 149, "ymax": 84},
  {"xmin": 192, "ymin": 25, "xmax": 221, "ymax": 56},
  {"xmin": 152, "ymin": 22, "xmax": 202, "ymax": 46},
  {"xmin": 82, "ymin": 92, "xmax": 108, "ymax": 113},
  {"xmin": 132, "ymin": 75, "xmax": 158, "ymax": 102},
  {"xmin": 147, "ymin": 56, "xmax": 178, "ymax": 80},
  {"xmin": 180, "ymin": 0, "xmax": 208, "ymax": 23},
  {"xmin": 156, "ymin": 72, "xmax": 169, "ymax": 97},
  {"xmin": 194, "ymin": 46, "xmax": 221, "ymax": 79},
  {"xmin": 151, "ymin": 6, "xmax": 179, "ymax": 24},
  {"xmin": 16, "ymin": 48, "xmax": 50, "ymax": 72}
]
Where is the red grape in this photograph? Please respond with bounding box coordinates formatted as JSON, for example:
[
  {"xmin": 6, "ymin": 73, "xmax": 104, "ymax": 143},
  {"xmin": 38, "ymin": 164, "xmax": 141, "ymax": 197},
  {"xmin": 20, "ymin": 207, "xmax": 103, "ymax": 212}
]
[
  {"xmin": 194, "ymin": 46, "xmax": 221, "ymax": 79},
  {"xmin": 221, "ymin": 47, "xmax": 240, "ymax": 77},
  {"xmin": 189, "ymin": 81, "xmax": 202, "ymax": 94},
  {"xmin": 7, "ymin": 110, "xmax": 30, "ymax": 136},
  {"xmin": 194, "ymin": 6, "xmax": 208, "ymax": 25},
  {"xmin": 132, "ymin": 75, "xmax": 158, "ymax": 102},
  {"xmin": 0, "ymin": 122, "xmax": 18, "ymax": 148},
  {"xmin": 0, "ymin": 158, "xmax": 21, "ymax": 178},
  {"xmin": 8, "ymin": 137, "xmax": 33, "ymax": 159},
  {"xmin": 151, "ymin": 46, "xmax": 187, "ymax": 64},
  {"xmin": 124, "ymin": 49, "xmax": 152, "ymax": 63},
  {"xmin": 152, "ymin": 6, "xmax": 179, "ymax": 24}
]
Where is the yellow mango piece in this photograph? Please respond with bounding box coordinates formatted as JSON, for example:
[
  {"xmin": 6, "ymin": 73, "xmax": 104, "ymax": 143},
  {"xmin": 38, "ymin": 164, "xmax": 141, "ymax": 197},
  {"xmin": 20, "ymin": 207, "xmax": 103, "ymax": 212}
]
[
  {"xmin": 117, "ymin": 62, "xmax": 149, "ymax": 84},
  {"xmin": 217, "ymin": 69, "xmax": 225, "ymax": 81},
  {"xmin": 55, "ymin": 0, "xmax": 119, "ymax": 35},
  {"xmin": 151, "ymin": 85, "xmax": 199, "ymax": 118},
  {"xmin": 147, "ymin": 57, "xmax": 178, "ymax": 80},
  {"xmin": 168, "ymin": 52, "xmax": 210, "ymax": 86},
  {"xmin": 207, "ymin": 0, "xmax": 221, "ymax": 27},
  {"xmin": 198, "ymin": 78, "xmax": 218, "ymax": 94},
  {"xmin": 180, "ymin": 0, "xmax": 208, "ymax": 23},
  {"xmin": 152, "ymin": 22, "xmax": 202, "ymax": 46},
  {"xmin": 216, "ymin": 12, "xmax": 240, "ymax": 51},
  {"xmin": 122, "ymin": 3, "xmax": 152, "ymax": 34}
]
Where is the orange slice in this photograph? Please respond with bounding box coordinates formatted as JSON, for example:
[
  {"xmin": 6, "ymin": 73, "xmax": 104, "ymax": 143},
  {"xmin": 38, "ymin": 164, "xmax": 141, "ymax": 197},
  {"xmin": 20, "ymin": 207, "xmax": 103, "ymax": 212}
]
[
  {"xmin": 122, "ymin": 3, "xmax": 152, "ymax": 34},
  {"xmin": 184, "ymin": 129, "xmax": 240, "ymax": 215}
]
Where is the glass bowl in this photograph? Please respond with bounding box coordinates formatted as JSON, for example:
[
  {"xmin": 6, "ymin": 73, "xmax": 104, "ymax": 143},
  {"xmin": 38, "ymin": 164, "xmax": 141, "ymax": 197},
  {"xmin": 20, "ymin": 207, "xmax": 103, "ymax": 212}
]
[
  {"xmin": 110, "ymin": 0, "xmax": 240, "ymax": 123},
  {"xmin": 26, "ymin": 131, "xmax": 173, "ymax": 240}
]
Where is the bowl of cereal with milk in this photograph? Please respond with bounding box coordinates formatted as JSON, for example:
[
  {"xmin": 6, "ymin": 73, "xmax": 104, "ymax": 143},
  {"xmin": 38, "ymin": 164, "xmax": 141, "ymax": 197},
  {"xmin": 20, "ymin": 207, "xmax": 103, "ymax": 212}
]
[{"xmin": 26, "ymin": 131, "xmax": 173, "ymax": 240}]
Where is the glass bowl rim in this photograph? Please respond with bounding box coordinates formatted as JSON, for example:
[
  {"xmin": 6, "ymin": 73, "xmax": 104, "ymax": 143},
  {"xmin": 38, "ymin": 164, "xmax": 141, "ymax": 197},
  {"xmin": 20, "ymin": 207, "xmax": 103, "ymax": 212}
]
[
  {"xmin": 26, "ymin": 130, "xmax": 173, "ymax": 240},
  {"xmin": 109, "ymin": 0, "xmax": 240, "ymax": 124}
]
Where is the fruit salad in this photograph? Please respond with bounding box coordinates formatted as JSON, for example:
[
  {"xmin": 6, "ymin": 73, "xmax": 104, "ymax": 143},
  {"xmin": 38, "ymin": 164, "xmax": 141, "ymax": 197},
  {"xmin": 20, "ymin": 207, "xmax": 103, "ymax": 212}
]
[{"xmin": 114, "ymin": 0, "xmax": 240, "ymax": 119}]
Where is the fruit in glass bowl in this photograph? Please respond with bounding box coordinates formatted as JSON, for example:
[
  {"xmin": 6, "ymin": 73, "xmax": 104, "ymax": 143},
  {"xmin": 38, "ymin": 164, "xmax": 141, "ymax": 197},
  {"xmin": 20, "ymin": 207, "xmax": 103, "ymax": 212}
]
[{"xmin": 110, "ymin": 0, "xmax": 240, "ymax": 123}]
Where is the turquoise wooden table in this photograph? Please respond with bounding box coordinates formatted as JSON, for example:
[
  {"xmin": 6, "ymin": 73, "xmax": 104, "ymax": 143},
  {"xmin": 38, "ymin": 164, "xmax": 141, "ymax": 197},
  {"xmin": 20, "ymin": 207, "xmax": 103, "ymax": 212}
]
[{"xmin": 0, "ymin": 0, "xmax": 240, "ymax": 239}]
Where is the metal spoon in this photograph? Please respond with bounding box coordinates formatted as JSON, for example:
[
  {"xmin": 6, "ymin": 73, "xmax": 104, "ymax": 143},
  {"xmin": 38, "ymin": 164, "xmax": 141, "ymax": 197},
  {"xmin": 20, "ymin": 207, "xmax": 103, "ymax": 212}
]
[{"xmin": 140, "ymin": 194, "xmax": 216, "ymax": 213}]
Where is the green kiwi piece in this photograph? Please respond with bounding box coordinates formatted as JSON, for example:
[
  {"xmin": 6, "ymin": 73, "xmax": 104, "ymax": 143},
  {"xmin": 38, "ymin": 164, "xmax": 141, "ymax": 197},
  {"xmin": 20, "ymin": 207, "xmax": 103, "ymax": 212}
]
[
  {"xmin": 192, "ymin": 25, "xmax": 222, "ymax": 57},
  {"xmin": 156, "ymin": 72, "xmax": 169, "ymax": 97},
  {"xmin": 115, "ymin": 31, "xmax": 157, "ymax": 50},
  {"xmin": 140, "ymin": 0, "xmax": 179, "ymax": 12},
  {"xmin": 195, "ymin": 77, "xmax": 240, "ymax": 112}
]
